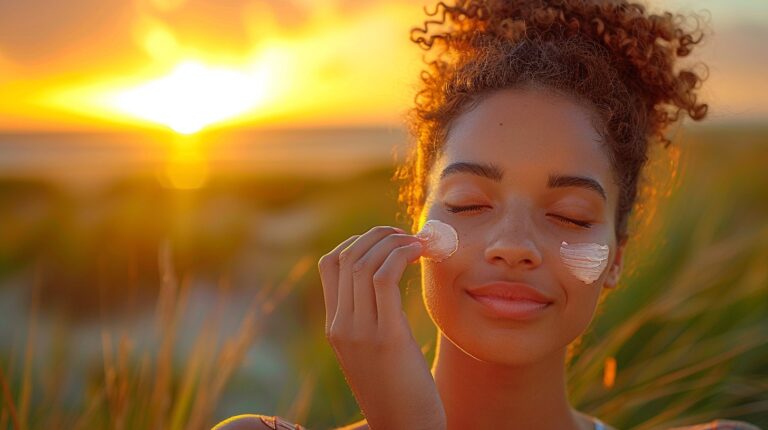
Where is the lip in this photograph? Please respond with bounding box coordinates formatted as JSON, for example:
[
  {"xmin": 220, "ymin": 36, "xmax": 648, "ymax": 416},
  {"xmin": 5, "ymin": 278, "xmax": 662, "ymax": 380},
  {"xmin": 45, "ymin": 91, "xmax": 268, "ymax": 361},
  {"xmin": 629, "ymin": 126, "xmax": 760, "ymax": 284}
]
[
  {"xmin": 467, "ymin": 281, "xmax": 554, "ymax": 304},
  {"xmin": 466, "ymin": 282, "xmax": 553, "ymax": 321}
]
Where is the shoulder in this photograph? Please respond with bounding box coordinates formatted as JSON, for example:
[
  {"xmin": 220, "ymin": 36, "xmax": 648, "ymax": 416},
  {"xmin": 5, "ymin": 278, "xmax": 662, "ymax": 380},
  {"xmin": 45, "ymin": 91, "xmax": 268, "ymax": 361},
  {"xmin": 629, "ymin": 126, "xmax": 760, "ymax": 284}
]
[
  {"xmin": 212, "ymin": 414, "xmax": 309, "ymax": 430},
  {"xmin": 667, "ymin": 419, "xmax": 763, "ymax": 430}
]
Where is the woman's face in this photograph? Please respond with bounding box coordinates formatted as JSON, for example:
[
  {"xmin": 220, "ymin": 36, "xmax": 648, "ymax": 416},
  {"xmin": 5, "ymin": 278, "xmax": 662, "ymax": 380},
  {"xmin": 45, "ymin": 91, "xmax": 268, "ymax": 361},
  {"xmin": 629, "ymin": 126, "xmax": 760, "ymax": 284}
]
[{"xmin": 420, "ymin": 87, "xmax": 624, "ymax": 365}]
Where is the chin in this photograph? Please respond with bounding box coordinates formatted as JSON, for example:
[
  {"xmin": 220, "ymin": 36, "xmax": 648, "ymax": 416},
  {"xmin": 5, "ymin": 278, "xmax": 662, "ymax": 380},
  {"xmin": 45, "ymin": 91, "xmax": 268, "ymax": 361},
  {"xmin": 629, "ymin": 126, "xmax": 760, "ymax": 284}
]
[
  {"xmin": 427, "ymin": 299, "xmax": 561, "ymax": 366},
  {"xmin": 445, "ymin": 326, "xmax": 556, "ymax": 366}
]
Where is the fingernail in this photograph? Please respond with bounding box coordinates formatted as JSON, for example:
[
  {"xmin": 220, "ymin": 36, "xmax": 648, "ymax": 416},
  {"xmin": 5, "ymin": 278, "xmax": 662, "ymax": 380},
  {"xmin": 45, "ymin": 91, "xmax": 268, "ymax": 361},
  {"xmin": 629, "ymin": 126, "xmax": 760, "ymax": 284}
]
[{"xmin": 394, "ymin": 227, "xmax": 407, "ymax": 234}]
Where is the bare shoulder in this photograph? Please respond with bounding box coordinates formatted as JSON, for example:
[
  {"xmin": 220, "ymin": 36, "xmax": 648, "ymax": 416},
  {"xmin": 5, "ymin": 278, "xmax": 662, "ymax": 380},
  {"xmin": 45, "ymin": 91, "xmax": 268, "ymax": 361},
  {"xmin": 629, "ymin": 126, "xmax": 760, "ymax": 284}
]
[
  {"xmin": 212, "ymin": 414, "xmax": 310, "ymax": 430},
  {"xmin": 667, "ymin": 419, "xmax": 763, "ymax": 430}
]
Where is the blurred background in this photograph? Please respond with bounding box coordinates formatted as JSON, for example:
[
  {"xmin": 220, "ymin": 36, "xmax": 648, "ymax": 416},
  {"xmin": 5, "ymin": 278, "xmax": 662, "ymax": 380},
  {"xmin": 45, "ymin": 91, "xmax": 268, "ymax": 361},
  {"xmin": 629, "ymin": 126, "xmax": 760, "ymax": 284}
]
[{"xmin": 0, "ymin": 0, "xmax": 766, "ymax": 429}]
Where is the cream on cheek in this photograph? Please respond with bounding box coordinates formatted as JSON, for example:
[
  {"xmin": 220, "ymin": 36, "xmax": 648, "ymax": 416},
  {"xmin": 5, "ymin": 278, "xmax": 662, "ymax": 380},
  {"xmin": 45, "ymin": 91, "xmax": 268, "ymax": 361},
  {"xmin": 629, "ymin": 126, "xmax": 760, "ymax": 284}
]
[{"xmin": 559, "ymin": 241, "xmax": 610, "ymax": 284}]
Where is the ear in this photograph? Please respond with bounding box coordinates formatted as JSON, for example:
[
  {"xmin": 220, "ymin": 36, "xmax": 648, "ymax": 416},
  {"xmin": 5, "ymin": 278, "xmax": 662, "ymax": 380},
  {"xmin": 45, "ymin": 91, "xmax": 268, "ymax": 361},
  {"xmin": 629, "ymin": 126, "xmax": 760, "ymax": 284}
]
[{"xmin": 603, "ymin": 238, "xmax": 626, "ymax": 290}]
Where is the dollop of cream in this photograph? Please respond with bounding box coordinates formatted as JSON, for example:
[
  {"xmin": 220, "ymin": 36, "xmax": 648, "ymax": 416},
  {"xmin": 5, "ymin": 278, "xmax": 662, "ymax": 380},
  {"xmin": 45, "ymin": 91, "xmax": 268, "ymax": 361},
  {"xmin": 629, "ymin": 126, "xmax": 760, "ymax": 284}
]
[
  {"xmin": 559, "ymin": 241, "xmax": 610, "ymax": 284},
  {"xmin": 416, "ymin": 219, "xmax": 459, "ymax": 262}
]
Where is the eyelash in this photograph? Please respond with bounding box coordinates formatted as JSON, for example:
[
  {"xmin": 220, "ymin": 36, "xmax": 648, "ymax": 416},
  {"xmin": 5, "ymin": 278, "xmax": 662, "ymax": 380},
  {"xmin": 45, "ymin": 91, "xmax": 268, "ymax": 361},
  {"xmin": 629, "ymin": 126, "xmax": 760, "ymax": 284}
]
[{"xmin": 444, "ymin": 204, "xmax": 593, "ymax": 228}]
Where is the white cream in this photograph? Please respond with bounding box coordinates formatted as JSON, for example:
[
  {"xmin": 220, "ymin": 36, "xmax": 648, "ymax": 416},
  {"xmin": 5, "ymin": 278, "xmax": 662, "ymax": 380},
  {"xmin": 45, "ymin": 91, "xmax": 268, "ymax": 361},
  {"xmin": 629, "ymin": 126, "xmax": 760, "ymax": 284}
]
[
  {"xmin": 559, "ymin": 241, "xmax": 610, "ymax": 284},
  {"xmin": 416, "ymin": 219, "xmax": 459, "ymax": 262}
]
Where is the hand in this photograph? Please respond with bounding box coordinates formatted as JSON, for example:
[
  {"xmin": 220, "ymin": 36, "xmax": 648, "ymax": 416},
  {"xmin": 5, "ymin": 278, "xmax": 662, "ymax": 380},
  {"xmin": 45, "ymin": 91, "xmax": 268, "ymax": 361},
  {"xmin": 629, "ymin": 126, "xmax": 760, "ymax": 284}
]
[{"xmin": 318, "ymin": 226, "xmax": 446, "ymax": 430}]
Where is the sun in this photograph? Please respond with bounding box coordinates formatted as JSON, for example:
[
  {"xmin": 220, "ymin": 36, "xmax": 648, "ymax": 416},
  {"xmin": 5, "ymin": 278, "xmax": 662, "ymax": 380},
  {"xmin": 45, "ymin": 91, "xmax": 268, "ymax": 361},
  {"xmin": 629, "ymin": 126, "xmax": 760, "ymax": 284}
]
[{"xmin": 107, "ymin": 60, "xmax": 270, "ymax": 134}]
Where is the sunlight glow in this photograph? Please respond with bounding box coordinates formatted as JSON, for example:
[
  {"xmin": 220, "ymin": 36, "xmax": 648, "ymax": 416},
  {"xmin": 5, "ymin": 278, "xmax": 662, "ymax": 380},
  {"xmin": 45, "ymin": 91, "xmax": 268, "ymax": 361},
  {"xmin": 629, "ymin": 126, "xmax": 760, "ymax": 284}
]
[
  {"xmin": 160, "ymin": 135, "xmax": 209, "ymax": 189},
  {"xmin": 108, "ymin": 61, "xmax": 270, "ymax": 134},
  {"xmin": 22, "ymin": 3, "xmax": 422, "ymax": 132},
  {"xmin": 165, "ymin": 150, "xmax": 208, "ymax": 189}
]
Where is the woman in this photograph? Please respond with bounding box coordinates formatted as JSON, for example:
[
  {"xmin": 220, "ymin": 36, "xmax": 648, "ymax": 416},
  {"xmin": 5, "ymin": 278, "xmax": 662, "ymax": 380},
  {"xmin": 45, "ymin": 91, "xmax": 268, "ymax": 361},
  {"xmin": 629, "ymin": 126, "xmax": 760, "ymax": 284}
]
[{"xmin": 214, "ymin": 0, "xmax": 761, "ymax": 429}]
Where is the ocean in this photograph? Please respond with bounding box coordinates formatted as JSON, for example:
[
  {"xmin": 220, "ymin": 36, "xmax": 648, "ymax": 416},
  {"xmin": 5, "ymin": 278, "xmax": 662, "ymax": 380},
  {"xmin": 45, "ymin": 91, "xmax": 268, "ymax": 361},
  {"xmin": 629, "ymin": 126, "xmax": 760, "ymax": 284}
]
[{"xmin": 0, "ymin": 126, "xmax": 411, "ymax": 189}]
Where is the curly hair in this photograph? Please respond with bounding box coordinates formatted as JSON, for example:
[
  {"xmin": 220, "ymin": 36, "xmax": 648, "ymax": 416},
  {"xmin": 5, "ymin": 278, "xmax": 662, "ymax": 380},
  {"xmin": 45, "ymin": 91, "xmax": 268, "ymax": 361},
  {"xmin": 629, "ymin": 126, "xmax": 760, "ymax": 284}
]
[{"xmin": 393, "ymin": 0, "xmax": 709, "ymax": 245}]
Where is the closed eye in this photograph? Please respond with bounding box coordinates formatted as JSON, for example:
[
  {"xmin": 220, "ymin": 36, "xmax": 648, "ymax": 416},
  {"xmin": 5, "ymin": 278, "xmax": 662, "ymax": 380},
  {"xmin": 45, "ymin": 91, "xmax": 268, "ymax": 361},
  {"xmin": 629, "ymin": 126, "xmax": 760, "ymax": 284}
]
[
  {"xmin": 445, "ymin": 204, "xmax": 592, "ymax": 228},
  {"xmin": 547, "ymin": 214, "xmax": 593, "ymax": 228},
  {"xmin": 444, "ymin": 204, "xmax": 486, "ymax": 214}
]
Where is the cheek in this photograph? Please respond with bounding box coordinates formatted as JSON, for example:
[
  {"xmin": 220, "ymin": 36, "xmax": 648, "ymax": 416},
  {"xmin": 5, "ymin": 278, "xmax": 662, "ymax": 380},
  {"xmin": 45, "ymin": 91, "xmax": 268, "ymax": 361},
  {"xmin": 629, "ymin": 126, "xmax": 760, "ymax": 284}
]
[
  {"xmin": 556, "ymin": 280, "xmax": 603, "ymax": 346},
  {"xmin": 418, "ymin": 229, "xmax": 472, "ymax": 337},
  {"xmin": 420, "ymin": 262, "xmax": 457, "ymax": 335},
  {"xmin": 553, "ymin": 244, "xmax": 612, "ymax": 341}
]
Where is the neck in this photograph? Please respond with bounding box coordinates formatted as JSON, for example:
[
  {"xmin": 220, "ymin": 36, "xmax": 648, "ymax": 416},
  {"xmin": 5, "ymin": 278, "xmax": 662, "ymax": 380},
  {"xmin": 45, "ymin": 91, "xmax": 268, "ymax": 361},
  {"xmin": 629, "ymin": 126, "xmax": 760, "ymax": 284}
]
[{"xmin": 430, "ymin": 331, "xmax": 586, "ymax": 430}]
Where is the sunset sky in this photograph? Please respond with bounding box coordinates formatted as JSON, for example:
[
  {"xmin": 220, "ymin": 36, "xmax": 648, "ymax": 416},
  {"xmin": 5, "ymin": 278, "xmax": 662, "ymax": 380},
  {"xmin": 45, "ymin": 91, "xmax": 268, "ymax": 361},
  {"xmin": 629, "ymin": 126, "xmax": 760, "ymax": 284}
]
[{"xmin": 0, "ymin": 0, "xmax": 765, "ymax": 133}]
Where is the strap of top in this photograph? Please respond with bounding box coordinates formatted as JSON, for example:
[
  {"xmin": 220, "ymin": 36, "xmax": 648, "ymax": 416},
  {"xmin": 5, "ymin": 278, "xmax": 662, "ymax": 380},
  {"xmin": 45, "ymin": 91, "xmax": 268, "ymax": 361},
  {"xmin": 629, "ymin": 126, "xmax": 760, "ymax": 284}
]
[
  {"xmin": 258, "ymin": 415, "xmax": 306, "ymax": 430},
  {"xmin": 593, "ymin": 417, "xmax": 607, "ymax": 430}
]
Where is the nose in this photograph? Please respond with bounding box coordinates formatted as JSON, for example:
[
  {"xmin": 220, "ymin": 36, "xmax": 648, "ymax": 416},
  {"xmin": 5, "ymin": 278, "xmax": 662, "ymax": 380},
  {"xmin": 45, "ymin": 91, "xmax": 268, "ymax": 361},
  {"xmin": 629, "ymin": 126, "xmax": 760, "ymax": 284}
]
[{"xmin": 484, "ymin": 211, "xmax": 543, "ymax": 269}]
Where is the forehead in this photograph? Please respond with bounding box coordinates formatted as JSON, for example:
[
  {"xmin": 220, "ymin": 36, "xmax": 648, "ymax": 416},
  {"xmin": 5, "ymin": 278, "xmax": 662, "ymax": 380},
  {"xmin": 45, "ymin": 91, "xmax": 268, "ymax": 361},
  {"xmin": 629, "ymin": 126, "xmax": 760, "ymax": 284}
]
[{"xmin": 435, "ymin": 87, "xmax": 614, "ymax": 192}]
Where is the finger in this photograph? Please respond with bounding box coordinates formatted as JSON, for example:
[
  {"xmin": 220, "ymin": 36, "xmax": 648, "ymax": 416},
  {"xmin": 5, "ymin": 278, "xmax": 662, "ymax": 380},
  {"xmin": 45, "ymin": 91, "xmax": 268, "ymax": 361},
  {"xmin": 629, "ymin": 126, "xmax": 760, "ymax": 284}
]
[
  {"xmin": 336, "ymin": 226, "xmax": 403, "ymax": 326},
  {"xmin": 318, "ymin": 235, "xmax": 360, "ymax": 335},
  {"xmin": 373, "ymin": 241, "xmax": 423, "ymax": 329},
  {"xmin": 351, "ymin": 233, "xmax": 421, "ymax": 327}
]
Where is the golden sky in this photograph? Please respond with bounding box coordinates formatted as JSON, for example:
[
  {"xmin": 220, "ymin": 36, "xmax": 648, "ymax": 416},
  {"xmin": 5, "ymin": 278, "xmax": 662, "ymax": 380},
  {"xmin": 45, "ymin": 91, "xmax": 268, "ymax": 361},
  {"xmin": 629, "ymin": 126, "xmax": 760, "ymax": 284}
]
[{"xmin": 0, "ymin": 0, "xmax": 765, "ymax": 133}]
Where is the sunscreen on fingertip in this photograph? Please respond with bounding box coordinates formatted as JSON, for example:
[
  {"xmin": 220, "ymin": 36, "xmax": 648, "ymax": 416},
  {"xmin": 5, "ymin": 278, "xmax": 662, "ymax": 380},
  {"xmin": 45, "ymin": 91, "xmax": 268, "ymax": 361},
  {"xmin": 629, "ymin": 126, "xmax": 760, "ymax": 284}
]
[{"xmin": 416, "ymin": 220, "xmax": 459, "ymax": 262}]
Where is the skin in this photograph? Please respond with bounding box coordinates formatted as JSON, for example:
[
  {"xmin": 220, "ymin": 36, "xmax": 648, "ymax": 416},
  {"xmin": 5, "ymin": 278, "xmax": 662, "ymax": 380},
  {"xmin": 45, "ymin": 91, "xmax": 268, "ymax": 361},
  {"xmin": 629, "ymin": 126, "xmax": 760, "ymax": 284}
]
[{"xmin": 418, "ymin": 86, "xmax": 625, "ymax": 430}]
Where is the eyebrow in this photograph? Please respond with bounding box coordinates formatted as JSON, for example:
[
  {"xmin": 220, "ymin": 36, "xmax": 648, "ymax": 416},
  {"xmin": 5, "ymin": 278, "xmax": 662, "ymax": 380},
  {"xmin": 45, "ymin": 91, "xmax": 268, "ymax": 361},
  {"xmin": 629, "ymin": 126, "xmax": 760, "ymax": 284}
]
[{"xmin": 439, "ymin": 161, "xmax": 607, "ymax": 201}]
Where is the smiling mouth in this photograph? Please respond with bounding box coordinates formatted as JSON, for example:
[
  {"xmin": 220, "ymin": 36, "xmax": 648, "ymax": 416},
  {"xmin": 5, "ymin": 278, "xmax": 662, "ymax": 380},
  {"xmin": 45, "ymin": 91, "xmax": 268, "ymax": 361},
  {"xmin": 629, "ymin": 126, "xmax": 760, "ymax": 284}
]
[{"xmin": 467, "ymin": 292, "xmax": 552, "ymax": 320}]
